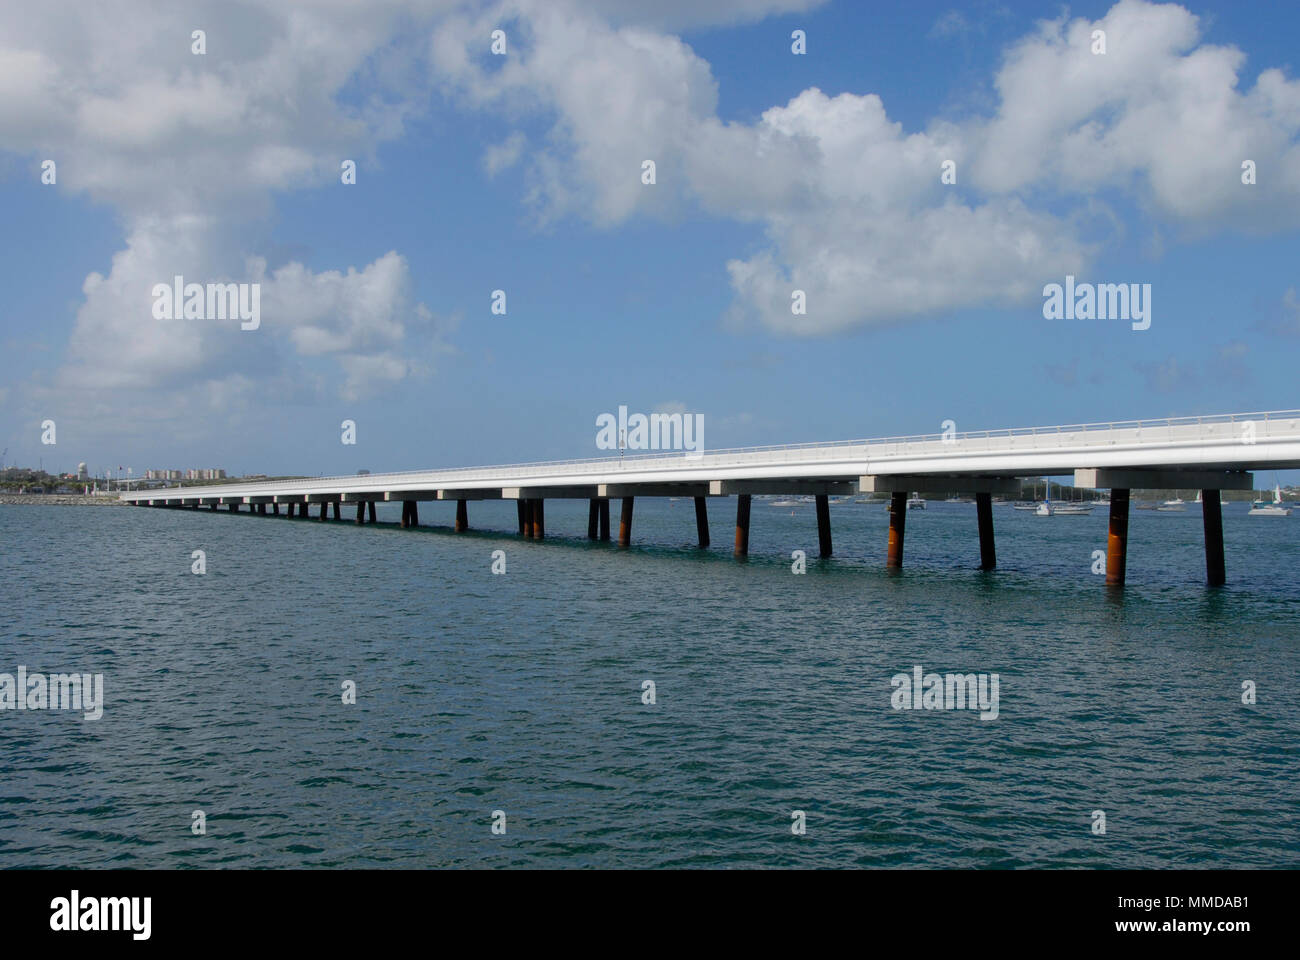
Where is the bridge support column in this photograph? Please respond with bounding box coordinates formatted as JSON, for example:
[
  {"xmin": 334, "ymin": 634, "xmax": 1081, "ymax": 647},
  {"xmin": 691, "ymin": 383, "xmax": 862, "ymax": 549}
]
[
  {"xmin": 976, "ymin": 492, "xmax": 995, "ymax": 570},
  {"xmin": 734, "ymin": 494, "xmax": 751, "ymax": 558},
  {"xmin": 271, "ymin": 503, "xmax": 279, "ymax": 515},
  {"xmin": 228, "ymin": 503, "xmax": 238, "ymax": 512},
  {"xmin": 695, "ymin": 496, "xmax": 710, "ymax": 548},
  {"xmin": 531, "ymin": 500, "xmax": 542, "ymax": 540},
  {"xmin": 887, "ymin": 492, "xmax": 907, "ymax": 568},
  {"xmin": 816, "ymin": 494, "xmax": 832, "ymax": 558},
  {"xmin": 368, "ymin": 501, "xmax": 377, "ymax": 524},
  {"xmin": 355, "ymin": 501, "xmax": 365, "ymax": 524},
  {"xmin": 517, "ymin": 500, "xmax": 527, "ymax": 536},
  {"xmin": 332, "ymin": 501, "xmax": 340, "ymax": 520},
  {"xmin": 455, "ymin": 498, "xmax": 469, "ymax": 533},
  {"xmin": 599, "ymin": 498, "xmax": 611, "ymax": 541},
  {"xmin": 588, "ymin": 499, "xmax": 599, "ymax": 540},
  {"xmin": 1106, "ymin": 489, "xmax": 1130, "ymax": 586},
  {"xmin": 400, "ymin": 501, "xmax": 413, "ymax": 528},
  {"xmin": 1202, "ymin": 489, "xmax": 1225, "ymax": 587},
  {"xmin": 619, "ymin": 497, "xmax": 634, "ymax": 547}
]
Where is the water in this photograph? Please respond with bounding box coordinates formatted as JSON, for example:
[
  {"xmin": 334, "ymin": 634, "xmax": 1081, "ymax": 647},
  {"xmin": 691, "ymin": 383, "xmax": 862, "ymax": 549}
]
[{"xmin": 2, "ymin": 499, "xmax": 1298, "ymax": 868}]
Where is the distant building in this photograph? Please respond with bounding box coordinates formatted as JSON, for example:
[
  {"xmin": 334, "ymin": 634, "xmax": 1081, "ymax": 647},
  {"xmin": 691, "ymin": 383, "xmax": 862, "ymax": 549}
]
[{"xmin": 77, "ymin": 462, "xmax": 88, "ymax": 480}]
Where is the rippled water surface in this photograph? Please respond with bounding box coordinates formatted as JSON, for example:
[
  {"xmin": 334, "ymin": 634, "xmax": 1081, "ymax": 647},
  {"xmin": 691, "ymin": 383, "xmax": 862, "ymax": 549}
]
[{"xmin": 2, "ymin": 499, "xmax": 1298, "ymax": 868}]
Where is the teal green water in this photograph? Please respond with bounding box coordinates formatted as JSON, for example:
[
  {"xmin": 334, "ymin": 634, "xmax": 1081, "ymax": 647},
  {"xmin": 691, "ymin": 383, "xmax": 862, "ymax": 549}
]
[{"xmin": 1, "ymin": 499, "xmax": 1298, "ymax": 867}]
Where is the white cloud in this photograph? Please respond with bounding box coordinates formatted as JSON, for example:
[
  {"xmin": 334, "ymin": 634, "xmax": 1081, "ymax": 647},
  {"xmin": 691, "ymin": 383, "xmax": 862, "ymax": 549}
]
[
  {"xmin": 483, "ymin": 131, "xmax": 527, "ymax": 176},
  {"xmin": 972, "ymin": 0, "xmax": 1300, "ymax": 230},
  {"xmin": 0, "ymin": 0, "xmax": 457, "ymax": 435},
  {"xmin": 431, "ymin": 0, "xmax": 1300, "ymax": 334}
]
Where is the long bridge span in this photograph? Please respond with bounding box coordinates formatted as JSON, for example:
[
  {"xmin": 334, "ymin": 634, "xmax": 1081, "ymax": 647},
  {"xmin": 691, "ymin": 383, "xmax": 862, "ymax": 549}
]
[{"xmin": 120, "ymin": 409, "xmax": 1300, "ymax": 586}]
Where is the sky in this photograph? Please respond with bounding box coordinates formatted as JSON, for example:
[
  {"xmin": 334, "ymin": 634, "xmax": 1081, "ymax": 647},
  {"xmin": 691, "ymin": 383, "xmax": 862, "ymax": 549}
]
[{"xmin": 2, "ymin": 0, "xmax": 1298, "ymax": 479}]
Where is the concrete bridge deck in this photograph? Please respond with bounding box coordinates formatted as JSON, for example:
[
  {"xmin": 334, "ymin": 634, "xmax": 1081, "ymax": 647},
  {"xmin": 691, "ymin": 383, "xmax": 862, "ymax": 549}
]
[{"xmin": 120, "ymin": 409, "xmax": 1300, "ymax": 586}]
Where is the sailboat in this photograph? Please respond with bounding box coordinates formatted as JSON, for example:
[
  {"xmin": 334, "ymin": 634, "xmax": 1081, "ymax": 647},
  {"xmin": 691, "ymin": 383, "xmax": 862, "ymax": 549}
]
[
  {"xmin": 1249, "ymin": 483, "xmax": 1292, "ymax": 517},
  {"xmin": 1157, "ymin": 495, "xmax": 1187, "ymax": 512},
  {"xmin": 1054, "ymin": 500, "xmax": 1094, "ymax": 515},
  {"xmin": 1033, "ymin": 478, "xmax": 1054, "ymax": 516}
]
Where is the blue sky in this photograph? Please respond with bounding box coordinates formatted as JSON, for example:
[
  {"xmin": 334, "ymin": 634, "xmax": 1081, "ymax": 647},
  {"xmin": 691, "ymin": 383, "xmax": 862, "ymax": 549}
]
[{"xmin": 2, "ymin": 0, "xmax": 1298, "ymax": 479}]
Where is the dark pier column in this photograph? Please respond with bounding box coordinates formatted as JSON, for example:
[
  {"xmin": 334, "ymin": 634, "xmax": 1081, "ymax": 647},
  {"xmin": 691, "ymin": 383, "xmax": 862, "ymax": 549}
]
[
  {"xmin": 976, "ymin": 491, "xmax": 996, "ymax": 570},
  {"xmin": 455, "ymin": 499, "xmax": 469, "ymax": 533},
  {"xmin": 319, "ymin": 501, "xmax": 328, "ymax": 521},
  {"xmin": 588, "ymin": 499, "xmax": 600, "ymax": 540},
  {"xmin": 532, "ymin": 499, "xmax": 544, "ymax": 540},
  {"xmin": 1201, "ymin": 489, "xmax": 1225, "ymax": 587},
  {"xmin": 355, "ymin": 501, "xmax": 365, "ymax": 524},
  {"xmin": 210, "ymin": 503, "xmax": 218, "ymax": 511},
  {"xmin": 619, "ymin": 497, "xmax": 634, "ymax": 547},
  {"xmin": 368, "ymin": 501, "xmax": 377, "ymax": 524},
  {"xmin": 524, "ymin": 500, "xmax": 536, "ymax": 538},
  {"xmin": 694, "ymin": 496, "xmax": 710, "ymax": 548},
  {"xmin": 332, "ymin": 501, "xmax": 341, "ymax": 520},
  {"xmin": 517, "ymin": 500, "xmax": 527, "ymax": 536},
  {"xmin": 409, "ymin": 502, "xmax": 418, "ymax": 527},
  {"xmin": 815, "ymin": 494, "xmax": 832, "ymax": 558},
  {"xmin": 599, "ymin": 499, "xmax": 611, "ymax": 541},
  {"xmin": 228, "ymin": 503, "xmax": 239, "ymax": 512},
  {"xmin": 734, "ymin": 494, "xmax": 751, "ymax": 558},
  {"xmin": 400, "ymin": 501, "xmax": 412, "ymax": 528},
  {"xmin": 271, "ymin": 502, "xmax": 280, "ymax": 515},
  {"xmin": 887, "ymin": 492, "xmax": 907, "ymax": 568},
  {"xmin": 1106, "ymin": 489, "xmax": 1130, "ymax": 586}
]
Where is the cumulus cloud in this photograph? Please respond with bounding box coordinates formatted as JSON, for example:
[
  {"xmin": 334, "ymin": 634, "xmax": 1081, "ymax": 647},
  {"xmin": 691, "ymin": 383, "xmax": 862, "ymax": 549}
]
[
  {"xmin": 972, "ymin": 0, "xmax": 1300, "ymax": 231},
  {"xmin": 432, "ymin": 0, "xmax": 1300, "ymax": 334},
  {"xmin": 0, "ymin": 0, "xmax": 453, "ymax": 437},
  {"xmin": 5, "ymin": 0, "xmax": 1300, "ymax": 438}
]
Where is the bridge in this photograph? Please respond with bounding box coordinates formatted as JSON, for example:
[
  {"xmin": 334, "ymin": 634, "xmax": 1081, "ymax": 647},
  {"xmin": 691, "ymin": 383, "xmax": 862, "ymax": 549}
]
[{"xmin": 120, "ymin": 409, "xmax": 1300, "ymax": 587}]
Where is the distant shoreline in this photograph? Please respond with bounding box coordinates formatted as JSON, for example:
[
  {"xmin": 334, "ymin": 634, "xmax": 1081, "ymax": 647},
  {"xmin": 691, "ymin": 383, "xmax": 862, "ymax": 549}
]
[{"xmin": 0, "ymin": 494, "xmax": 126, "ymax": 506}]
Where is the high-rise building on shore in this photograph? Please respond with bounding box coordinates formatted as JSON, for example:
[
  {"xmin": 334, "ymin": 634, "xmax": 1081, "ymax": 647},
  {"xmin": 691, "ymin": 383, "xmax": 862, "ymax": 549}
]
[{"xmin": 147, "ymin": 467, "xmax": 227, "ymax": 481}]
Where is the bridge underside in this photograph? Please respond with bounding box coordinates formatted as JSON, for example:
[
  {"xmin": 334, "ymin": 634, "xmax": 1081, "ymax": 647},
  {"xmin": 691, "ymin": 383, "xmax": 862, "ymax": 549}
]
[{"xmin": 129, "ymin": 464, "xmax": 1267, "ymax": 587}]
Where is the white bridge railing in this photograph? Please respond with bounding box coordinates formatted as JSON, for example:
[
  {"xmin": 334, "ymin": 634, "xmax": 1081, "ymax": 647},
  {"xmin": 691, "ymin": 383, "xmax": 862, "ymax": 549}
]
[{"xmin": 122, "ymin": 409, "xmax": 1300, "ymax": 498}]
